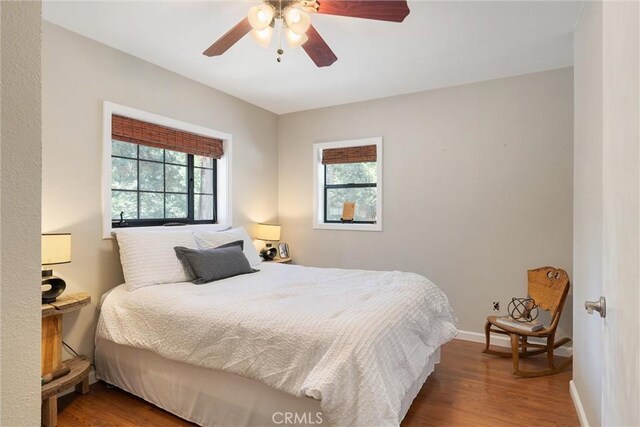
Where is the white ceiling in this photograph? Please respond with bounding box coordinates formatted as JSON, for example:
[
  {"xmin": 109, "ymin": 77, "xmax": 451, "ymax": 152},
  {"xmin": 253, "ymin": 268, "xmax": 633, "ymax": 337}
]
[{"xmin": 43, "ymin": 1, "xmax": 581, "ymax": 115}]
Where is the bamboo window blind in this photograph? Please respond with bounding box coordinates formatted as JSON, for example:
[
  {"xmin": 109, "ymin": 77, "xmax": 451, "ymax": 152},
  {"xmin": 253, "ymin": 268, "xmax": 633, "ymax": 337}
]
[{"xmin": 112, "ymin": 115, "xmax": 223, "ymax": 159}]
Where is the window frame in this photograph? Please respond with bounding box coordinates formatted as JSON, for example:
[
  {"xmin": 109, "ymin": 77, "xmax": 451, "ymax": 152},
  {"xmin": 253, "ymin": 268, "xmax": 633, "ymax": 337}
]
[
  {"xmin": 313, "ymin": 137, "xmax": 383, "ymax": 232},
  {"xmin": 102, "ymin": 102, "xmax": 232, "ymax": 239},
  {"xmin": 110, "ymin": 143, "xmax": 217, "ymax": 227}
]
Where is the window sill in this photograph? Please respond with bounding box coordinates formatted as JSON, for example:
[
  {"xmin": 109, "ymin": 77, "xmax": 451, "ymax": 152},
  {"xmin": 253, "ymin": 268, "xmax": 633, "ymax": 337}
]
[
  {"xmin": 313, "ymin": 222, "xmax": 382, "ymax": 232},
  {"xmin": 104, "ymin": 223, "xmax": 231, "ymax": 239}
]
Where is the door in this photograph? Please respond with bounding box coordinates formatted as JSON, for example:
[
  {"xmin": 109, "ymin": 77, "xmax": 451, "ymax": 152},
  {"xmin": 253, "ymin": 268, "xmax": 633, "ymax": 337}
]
[
  {"xmin": 573, "ymin": 2, "xmax": 605, "ymax": 424},
  {"xmin": 575, "ymin": 1, "xmax": 639, "ymax": 425},
  {"xmin": 600, "ymin": 1, "xmax": 640, "ymax": 425}
]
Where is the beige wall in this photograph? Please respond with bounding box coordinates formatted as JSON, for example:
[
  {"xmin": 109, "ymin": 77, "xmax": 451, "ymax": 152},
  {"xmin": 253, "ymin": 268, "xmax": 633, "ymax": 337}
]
[
  {"xmin": 573, "ymin": 2, "xmax": 603, "ymax": 424},
  {"xmin": 0, "ymin": 1, "xmax": 42, "ymax": 425},
  {"xmin": 278, "ymin": 68, "xmax": 574, "ymax": 337},
  {"xmin": 42, "ymin": 23, "xmax": 279, "ymax": 358}
]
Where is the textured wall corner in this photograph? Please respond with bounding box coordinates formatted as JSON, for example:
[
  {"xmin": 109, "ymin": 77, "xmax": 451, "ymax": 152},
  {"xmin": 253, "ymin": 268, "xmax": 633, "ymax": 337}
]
[{"xmin": 0, "ymin": 1, "xmax": 43, "ymax": 425}]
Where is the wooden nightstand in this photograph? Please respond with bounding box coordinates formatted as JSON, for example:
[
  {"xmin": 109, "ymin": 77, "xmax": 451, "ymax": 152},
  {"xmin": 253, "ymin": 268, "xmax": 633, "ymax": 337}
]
[
  {"xmin": 273, "ymin": 257, "xmax": 292, "ymax": 264},
  {"xmin": 41, "ymin": 292, "xmax": 91, "ymax": 427}
]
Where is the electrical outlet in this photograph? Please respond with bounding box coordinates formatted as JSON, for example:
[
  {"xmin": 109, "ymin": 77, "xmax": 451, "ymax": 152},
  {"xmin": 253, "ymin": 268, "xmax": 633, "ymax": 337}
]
[{"xmin": 492, "ymin": 301, "xmax": 500, "ymax": 312}]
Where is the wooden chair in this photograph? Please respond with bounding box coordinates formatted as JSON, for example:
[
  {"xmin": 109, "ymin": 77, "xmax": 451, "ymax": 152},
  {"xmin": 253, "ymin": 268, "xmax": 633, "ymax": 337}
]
[{"xmin": 483, "ymin": 267, "xmax": 572, "ymax": 377}]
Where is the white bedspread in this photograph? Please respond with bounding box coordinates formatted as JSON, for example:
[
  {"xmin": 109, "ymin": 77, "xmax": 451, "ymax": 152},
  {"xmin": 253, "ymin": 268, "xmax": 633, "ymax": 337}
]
[{"xmin": 96, "ymin": 263, "xmax": 457, "ymax": 426}]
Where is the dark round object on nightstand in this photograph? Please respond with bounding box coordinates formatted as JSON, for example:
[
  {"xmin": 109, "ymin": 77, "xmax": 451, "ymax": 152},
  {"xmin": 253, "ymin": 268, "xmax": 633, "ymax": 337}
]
[
  {"xmin": 260, "ymin": 246, "xmax": 278, "ymax": 260},
  {"xmin": 42, "ymin": 276, "xmax": 66, "ymax": 304}
]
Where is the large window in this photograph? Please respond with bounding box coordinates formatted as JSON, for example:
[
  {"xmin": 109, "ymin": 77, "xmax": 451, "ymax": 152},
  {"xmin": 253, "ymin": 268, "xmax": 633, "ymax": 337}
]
[
  {"xmin": 105, "ymin": 110, "xmax": 227, "ymax": 234},
  {"xmin": 111, "ymin": 140, "xmax": 216, "ymax": 226},
  {"xmin": 313, "ymin": 138, "xmax": 383, "ymax": 231}
]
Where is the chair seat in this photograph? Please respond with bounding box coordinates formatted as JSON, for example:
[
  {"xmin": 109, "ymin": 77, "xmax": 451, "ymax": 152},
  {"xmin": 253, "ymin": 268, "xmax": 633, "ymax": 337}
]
[{"xmin": 486, "ymin": 315, "xmax": 551, "ymax": 337}]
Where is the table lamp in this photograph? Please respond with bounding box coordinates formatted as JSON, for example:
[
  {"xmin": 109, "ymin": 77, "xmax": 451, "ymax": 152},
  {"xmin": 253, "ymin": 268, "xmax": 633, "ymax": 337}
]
[
  {"xmin": 255, "ymin": 223, "xmax": 281, "ymax": 260},
  {"xmin": 41, "ymin": 233, "xmax": 71, "ymax": 303}
]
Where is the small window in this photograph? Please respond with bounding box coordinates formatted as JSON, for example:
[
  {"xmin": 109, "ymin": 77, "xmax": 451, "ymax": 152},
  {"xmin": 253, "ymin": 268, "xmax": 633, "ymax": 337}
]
[
  {"xmin": 313, "ymin": 138, "xmax": 383, "ymax": 231},
  {"xmin": 111, "ymin": 140, "xmax": 217, "ymax": 226}
]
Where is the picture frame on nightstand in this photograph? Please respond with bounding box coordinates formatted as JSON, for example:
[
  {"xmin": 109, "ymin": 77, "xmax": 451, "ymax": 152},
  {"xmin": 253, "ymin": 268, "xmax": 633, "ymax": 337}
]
[{"xmin": 278, "ymin": 242, "xmax": 289, "ymax": 259}]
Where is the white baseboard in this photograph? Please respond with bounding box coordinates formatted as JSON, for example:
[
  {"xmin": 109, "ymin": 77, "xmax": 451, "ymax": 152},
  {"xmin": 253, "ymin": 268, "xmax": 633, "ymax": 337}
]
[
  {"xmin": 570, "ymin": 380, "xmax": 589, "ymax": 427},
  {"xmin": 456, "ymin": 329, "xmax": 573, "ymax": 357}
]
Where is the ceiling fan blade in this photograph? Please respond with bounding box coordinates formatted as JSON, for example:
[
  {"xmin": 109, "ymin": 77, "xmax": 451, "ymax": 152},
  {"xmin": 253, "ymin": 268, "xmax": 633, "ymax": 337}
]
[
  {"xmin": 317, "ymin": 0, "xmax": 410, "ymax": 22},
  {"xmin": 302, "ymin": 25, "xmax": 338, "ymax": 67},
  {"xmin": 203, "ymin": 17, "xmax": 252, "ymax": 57}
]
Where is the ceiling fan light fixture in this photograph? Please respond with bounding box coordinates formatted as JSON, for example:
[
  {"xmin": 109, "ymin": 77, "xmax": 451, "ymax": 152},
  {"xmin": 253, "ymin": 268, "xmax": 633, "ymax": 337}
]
[
  {"xmin": 203, "ymin": 0, "xmax": 410, "ymax": 67},
  {"xmin": 248, "ymin": 4, "xmax": 275, "ymax": 31},
  {"xmin": 284, "ymin": 6, "xmax": 311, "ymax": 35},
  {"xmin": 250, "ymin": 27, "xmax": 273, "ymax": 48},
  {"xmin": 285, "ymin": 28, "xmax": 309, "ymax": 48}
]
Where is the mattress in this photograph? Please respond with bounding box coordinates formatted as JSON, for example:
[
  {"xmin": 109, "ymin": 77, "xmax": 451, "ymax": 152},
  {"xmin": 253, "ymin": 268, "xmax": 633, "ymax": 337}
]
[
  {"xmin": 96, "ymin": 262, "xmax": 457, "ymax": 426},
  {"xmin": 95, "ymin": 338, "xmax": 441, "ymax": 427}
]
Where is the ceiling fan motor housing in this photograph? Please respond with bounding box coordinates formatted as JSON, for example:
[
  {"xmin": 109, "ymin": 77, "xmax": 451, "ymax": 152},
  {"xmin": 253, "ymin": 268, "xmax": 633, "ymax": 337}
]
[{"xmin": 266, "ymin": 0, "xmax": 319, "ymax": 20}]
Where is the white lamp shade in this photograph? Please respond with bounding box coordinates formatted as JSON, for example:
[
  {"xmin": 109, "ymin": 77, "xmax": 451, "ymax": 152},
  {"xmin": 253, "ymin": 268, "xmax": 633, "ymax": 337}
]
[
  {"xmin": 286, "ymin": 28, "xmax": 309, "ymax": 48},
  {"xmin": 248, "ymin": 4, "xmax": 275, "ymax": 31},
  {"xmin": 255, "ymin": 223, "xmax": 281, "ymax": 241},
  {"xmin": 42, "ymin": 233, "xmax": 71, "ymax": 266},
  {"xmin": 284, "ymin": 6, "xmax": 311, "ymax": 35},
  {"xmin": 250, "ymin": 27, "xmax": 274, "ymax": 48}
]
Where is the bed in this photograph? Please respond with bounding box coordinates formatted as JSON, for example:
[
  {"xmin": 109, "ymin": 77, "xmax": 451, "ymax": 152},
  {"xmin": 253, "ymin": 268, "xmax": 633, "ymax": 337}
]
[{"xmin": 95, "ymin": 228, "xmax": 457, "ymax": 426}]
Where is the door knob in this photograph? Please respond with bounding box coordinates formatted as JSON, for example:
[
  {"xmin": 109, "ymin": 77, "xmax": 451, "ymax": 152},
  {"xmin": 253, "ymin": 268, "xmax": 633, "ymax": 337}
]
[{"xmin": 585, "ymin": 296, "xmax": 606, "ymax": 318}]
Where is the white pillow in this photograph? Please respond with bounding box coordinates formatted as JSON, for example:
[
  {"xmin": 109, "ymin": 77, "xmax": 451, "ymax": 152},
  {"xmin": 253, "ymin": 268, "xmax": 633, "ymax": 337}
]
[
  {"xmin": 115, "ymin": 230, "xmax": 198, "ymax": 290},
  {"xmin": 194, "ymin": 227, "xmax": 262, "ymax": 268}
]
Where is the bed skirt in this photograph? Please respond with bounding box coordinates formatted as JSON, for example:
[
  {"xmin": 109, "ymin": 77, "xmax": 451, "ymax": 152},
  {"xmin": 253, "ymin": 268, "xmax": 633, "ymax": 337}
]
[{"xmin": 95, "ymin": 338, "xmax": 440, "ymax": 427}]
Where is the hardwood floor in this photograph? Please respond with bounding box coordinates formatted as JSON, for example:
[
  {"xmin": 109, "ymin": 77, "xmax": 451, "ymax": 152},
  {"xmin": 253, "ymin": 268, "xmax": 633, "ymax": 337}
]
[
  {"xmin": 402, "ymin": 340, "xmax": 578, "ymax": 426},
  {"xmin": 57, "ymin": 339, "xmax": 579, "ymax": 426}
]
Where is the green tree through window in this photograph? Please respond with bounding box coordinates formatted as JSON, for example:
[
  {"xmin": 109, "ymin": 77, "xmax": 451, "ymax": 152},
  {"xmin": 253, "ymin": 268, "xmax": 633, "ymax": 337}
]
[
  {"xmin": 111, "ymin": 139, "xmax": 216, "ymax": 226},
  {"xmin": 324, "ymin": 162, "xmax": 377, "ymax": 223}
]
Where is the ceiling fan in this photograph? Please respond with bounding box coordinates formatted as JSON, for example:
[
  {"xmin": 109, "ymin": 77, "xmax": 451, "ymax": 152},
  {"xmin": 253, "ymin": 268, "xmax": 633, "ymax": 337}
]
[{"xmin": 202, "ymin": 0, "xmax": 410, "ymax": 67}]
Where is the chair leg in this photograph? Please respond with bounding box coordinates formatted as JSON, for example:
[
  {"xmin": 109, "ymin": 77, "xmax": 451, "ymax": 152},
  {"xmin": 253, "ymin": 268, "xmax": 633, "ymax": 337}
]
[
  {"xmin": 512, "ymin": 336, "xmax": 573, "ymax": 378},
  {"xmin": 546, "ymin": 334, "xmax": 556, "ymax": 369},
  {"xmin": 484, "ymin": 321, "xmax": 491, "ymax": 351},
  {"xmin": 521, "ymin": 336, "xmax": 528, "ymax": 353},
  {"xmin": 510, "ymin": 333, "xmax": 520, "ymax": 374}
]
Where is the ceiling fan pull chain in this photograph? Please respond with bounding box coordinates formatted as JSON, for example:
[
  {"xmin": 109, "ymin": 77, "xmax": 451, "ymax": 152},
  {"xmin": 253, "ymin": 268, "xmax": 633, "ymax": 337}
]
[{"xmin": 276, "ymin": 0, "xmax": 284, "ymax": 62}]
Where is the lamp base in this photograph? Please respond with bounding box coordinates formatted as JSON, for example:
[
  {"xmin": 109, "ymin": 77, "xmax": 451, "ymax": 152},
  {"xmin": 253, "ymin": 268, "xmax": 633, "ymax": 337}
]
[
  {"xmin": 260, "ymin": 246, "xmax": 277, "ymax": 260},
  {"xmin": 42, "ymin": 274, "xmax": 66, "ymax": 304}
]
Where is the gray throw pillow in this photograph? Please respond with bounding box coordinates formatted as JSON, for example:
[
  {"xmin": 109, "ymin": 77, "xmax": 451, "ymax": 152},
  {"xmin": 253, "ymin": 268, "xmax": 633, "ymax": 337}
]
[
  {"xmin": 176, "ymin": 239, "xmax": 244, "ymax": 281},
  {"xmin": 174, "ymin": 240, "xmax": 255, "ymax": 284}
]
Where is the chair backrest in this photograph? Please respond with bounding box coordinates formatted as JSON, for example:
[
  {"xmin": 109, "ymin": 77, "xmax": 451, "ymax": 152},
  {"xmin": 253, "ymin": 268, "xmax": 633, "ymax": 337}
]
[{"xmin": 527, "ymin": 267, "xmax": 570, "ymax": 321}]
